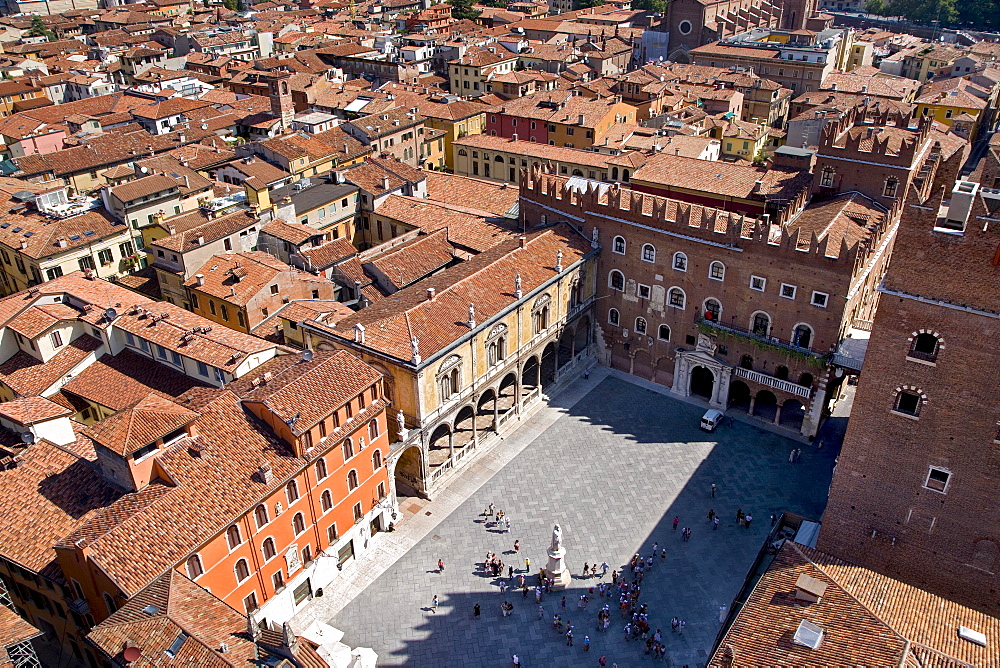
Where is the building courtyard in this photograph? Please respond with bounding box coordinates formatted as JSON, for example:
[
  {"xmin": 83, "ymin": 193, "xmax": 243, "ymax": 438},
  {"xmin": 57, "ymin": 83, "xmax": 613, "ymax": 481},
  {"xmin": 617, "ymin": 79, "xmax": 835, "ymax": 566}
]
[{"xmin": 328, "ymin": 373, "xmax": 838, "ymax": 666}]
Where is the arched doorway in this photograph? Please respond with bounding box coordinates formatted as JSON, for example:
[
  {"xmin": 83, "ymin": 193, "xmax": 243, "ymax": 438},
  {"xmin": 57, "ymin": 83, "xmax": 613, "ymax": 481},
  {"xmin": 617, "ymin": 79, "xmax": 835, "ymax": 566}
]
[
  {"xmin": 573, "ymin": 317, "xmax": 590, "ymax": 355},
  {"xmin": 653, "ymin": 355, "xmax": 673, "ymax": 387},
  {"xmin": 428, "ymin": 423, "xmax": 451, "ymax": 468},
  {"xmin": 453, "ymin": 405, "xmax": 476, "ymax": 448},
  {"xmin": 541, "ymin": 343, "xmax": 556, "ymax": 387},
  {"xmin": 611, "ymin": 343, "xmax": 631, "ymax": 371},
  {"xmin": 779, "ymin": 399, "xmax": 805, "ymax": 430},
  {"xmin": 477, "ymin": 389, "xmax": 497, "ymax": 433},
  {"xmin": 690, "ymin": 366, "xmax": 715, "ymax": 399},
  {"xmin": 799, "ymin": 372, "xmax": 814, "ymax": 388},
  {"xmin": 633, "ymin": 349, "xmax": 653, "ymax": 380},
  {"xmin": 775, "ymin": 365, "xmax": 789, "ymax": 380},
  {"xmin": 557, "ymin": 329, "xmax": 574, "ymax": 368},
  {"xmin": 497, "ymin": 373, "xmax": 518, "ymax": 415},
  {"xmin": 739, "ymin": 355, "xmax": 753, "ymax": 370},
  {"xmin": 753, "ymin": 391, "xmax": 778, "ymax": 421},
  {"xmin": 522, "ymin": 356, "xmax": 540, "ymax": 390},
  {"xmin": 728, "ymin": 380, "xmax": 751, "ymax": 412},
  {"xmin": 394, "ymin": 446, "xmax": 423, "ymax": 498}
]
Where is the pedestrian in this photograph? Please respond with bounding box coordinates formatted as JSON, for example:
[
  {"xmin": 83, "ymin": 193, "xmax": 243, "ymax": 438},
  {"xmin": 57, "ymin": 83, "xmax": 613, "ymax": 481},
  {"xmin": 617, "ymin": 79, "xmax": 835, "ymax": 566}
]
[
  {"xmin": 736, "ymin": 509, "xmax": 743, "ymax": 526},
  {"xmin": 711, "ymin": 483, "xmax": 717, "ymax": 498},
  {"xmin": 770, "ymin": 513, "xmax": 777, "ymax": 527},
  {"xmin": 514, "ymin": 540, "xmax": 520, "ymax": 553},
  {"xmin": 583, "ymin": 635, "xmax": 590, "ymax": 652},
  {"xmin": 713, "ymin": 517, "xmax": 720, "ymax": 530},
  {"xmin": 474, "ymin": 603, "xmax": 481, "ymax": 619},
  {"xmin": 489, "ymin": 502, "xmax": 495, "ymax": 516},
  {"xmin": 745, "ymin": 514, "xmax": 753, "ymax": 529},
  {"xmin": 538, "ymin": 604, "xmax": 544, "ymax": 619},
  {"xmin": 672, "ymin": 516, "xmax": 679, "ymax": 531},
  {"xmin": 500, "ymin": 581, "xmax": 507, "ymax": 595},
  {"xmin": 561, "ymin": 595, "xmax": 567, "ymax": 609},
  {"xmin": 509, "ymin": 565, "xmax": 514, "ymax": 578},
  {"xmin": 679, "ymin": 619, "xmax": 686, "ymax": 634},
  {"xmin": 584, "ymin": 369, "xmax": 590, "ymax": 380},
  {"xmin": 789, "ymin": 448, "xmax": 796, "ymax": 463},
  {"xmin": 513, "ymin": 654, "xmax": 520, "ymax": 667},
  {"xmin": 566, "ymin": 628, "xmax": 574, "ymax": 646},
  {"xmin": 651, "ymin": 542, "xmax": 658, "ymax": 556},
  {"xmin": 660, "ymin": 548, "xmax": 666, "ymax": 560},
  {"xmin": 525, "ymin": 557, "xmax": 530, "ymax": 572},
  {"xmin": 708, "ymin": 509, "xmax": 715, "ymax": 522},
  {"xmin": 599, "ymin": 656, "xmax": 607, "ymax": 667},
  {"xmin": 796, "ymin": 448, "xmax": 802, "ymax": 462},
  {"xmin": 438, "ymin": 558, "xmax": 445, "ymax": 573},
  {"xmin": 432, "ymin": 595, "xmax": 439, "ymax": 613},
  {"xmin": 583, "ymin": 562, "xmax": 589, "ymax": 578},
  {"xmin": 601, "ymin": 561, "xmax": 609, "ymax": 576}
]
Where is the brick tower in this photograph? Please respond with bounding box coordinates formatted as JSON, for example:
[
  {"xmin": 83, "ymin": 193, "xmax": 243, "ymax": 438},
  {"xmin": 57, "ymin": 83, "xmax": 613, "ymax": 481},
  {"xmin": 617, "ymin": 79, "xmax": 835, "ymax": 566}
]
[
  {"xmin": 816, "ymin": 159, "xmax": 1000, "ymax": 615},
  {"xmin": 267, "ymin": 71, "xmax": 295, "ymax": 133}
]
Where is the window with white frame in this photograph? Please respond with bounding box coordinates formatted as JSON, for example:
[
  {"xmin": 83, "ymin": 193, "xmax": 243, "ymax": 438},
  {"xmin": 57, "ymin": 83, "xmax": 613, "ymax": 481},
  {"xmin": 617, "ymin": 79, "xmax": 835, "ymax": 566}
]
[
  {"xmin": 893, "ymin": 389, "xmax": 923, "ymax": 417},
  {"xmin": 673, "ymin": 252, "xmax": 687, "ymax": 271},
  {"xmin": 750, "ymin": 276, "xmax": 766, "ymax": 291},
  {"xmin": 234, "ymin": 558, "xmax": 250, "ymax": 582},
  {"xmin": 709, "ymin": 261, "xmax": 725, "ymax": 281},
  {"xmin": 780, "ymin": 284, "xmax": 797, "ymax": 299},
  {"xmin": 751, "ymin": 311, "xmax": 771, "ymax": 337},
  {"xmin": 608, "ymin": 270, "xmax": 624, "ymax": 291},
  {"xmin": 810, "ymin": 291, "xmax": 828, "ymax": 307},
  {"xmin": 635, "ymin": 317, "xmax": 647, "ymax": 334},
  {"xmin": 612, "ymin": 236, "xmax": 626, "ymax": 254},
  {"xmin": 637, "ymin": 284, "xmax": 651, "ymax": 299},
  {"xmin": 262, "ymin": 537, "xmax": 276, "ymax": 560},
  {"xmin": 641, "ymin": 244, "xmax": 655, "ymax": 262},
  {"xmin": 608, "ymin": 308, "xmax": 620, "ymax": 326},
  {"xmin": 668, "ymin": 287, "xmax": 686, "ymax": 309},
  {"xmin": 924, "ymin": 466, "xmax": 950, "ymax": 493},
  {"xmin": 657, "ymin": 324, "xmax": 670, "ymax": 341}
]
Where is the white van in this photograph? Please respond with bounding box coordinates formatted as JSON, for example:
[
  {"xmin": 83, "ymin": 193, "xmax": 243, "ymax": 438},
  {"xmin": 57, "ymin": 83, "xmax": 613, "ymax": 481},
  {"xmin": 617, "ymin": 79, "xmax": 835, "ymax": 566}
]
[{"xmin": 700, "ymin": 409, "xmax": 725, "ymax": 432}]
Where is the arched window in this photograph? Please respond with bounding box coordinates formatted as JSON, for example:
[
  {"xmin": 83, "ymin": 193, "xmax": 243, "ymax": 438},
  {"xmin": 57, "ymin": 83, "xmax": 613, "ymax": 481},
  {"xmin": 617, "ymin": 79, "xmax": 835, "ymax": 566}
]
[
  {"xmin": 883, "ymin": 176, "xmax": 898, "ymax": 197},
  {"xmin": 608, "ymin": 308, "xmax": 620, "ymax": 326},
  {"xmin": 262, "ymin": 538, "xmax": 276, "ymax": 560},
  {"xmin": 321, "ymin": 490, "xmax": 333, "ymax": 512},
  {"xmin": 488, "ymin": 336, "xmax": 506, "ymax": 365},
  {"xmin": 657, "ymin": 324, "xmax": 670, "ymax": 341},
  {"xmin": 622, "ymin": 169, "xmax": 630, "ymax": 181},
  {"xmin": 286, "ymin": 480, "xmax": 299, "ymax": 504},
  {"xmin": 792, "ymin": 323, "xmax": 813, "ymax": 349},
  {"xmin": 254, "ymin": 504, "xmax": 269, "ymax": 529},
  {"xmin": 820, "ymin": 166, "xmax": 835, "ymax": 187},
  {"xmin": 235, "ymin": 558, "xmax": 250, "ymax": 582},
  {"xmin": 635, "ymin": 317, "xmax": 647, "ymax": 334},
  {"xmin": 668, "ymin": 287, "xmax": 686, "ymax": 309},
  {"xmin": 775, "ymin": 365, "xmax": 789, "ymax": 380},
  {"xmin": 347, "ymin": 469, "xmax": 359, "ymax": 491},
  {"xmin": 703, "ymin": 298, "xmax": 721, "ymax": 321},
  {"xmin": 315, "ymin": 457, "xmax": 328, "ymax": 481},
  {"xmin": 612, "ymin": 236, "xmax": 626, "ymax": 255},
  {"xmin": 608, "ymin": 270, "xmax": 625, "ymax": 291},
  {"xmin": 910, "ymin": 332, "xmax": 939, "ymax": 361},
  {"xmin": 532, "ymin": 305, "xmax": 549, "ymax": 334},
  {"xmin": 104, "ymin": 593, "xmax": 117, "ymax": 615},
  {"xmin": 799, "ymin": 372, "xmax": 813, "ymax": 387},
  {"xmin": 612, "ymin": 166, "xmax": 619, "ymax": 180},
  {"xmin": 709, "ymin": 261, "xmax": 725, "ymax": 281},
  {"xmin": 373, "ymin": 449, "xmax": 383, "ymax": 470},
  {"xmin": 368, "ymin": 419, "xmax": 379, "ymax": 441},
  {"xmin": 641, "ymin": 244, "xmax": 655, "ymax": 262},
  {"xmin": 292, "ymin": 512, "xmax": 306, "ymax": 535},
  {"xmin": 458, "ymin": 149, "xmax": 468, "ymax": 156},
  {"xmin": 342, "ymin": 438, "xmax": 354, "ymax": 461},
  {"xmin": 226, "ymin": 525, "xmax": 242, "ymax": 550},
  {"xmin": 751, "ymin": 312, "xmax": 771, "ymax": 337},
  {"xmin": 739, "ymin": 355, "xmax": 753, "ymax": 370},
  {"xmin": 672, "ymin": 252, "xmax": 687, "ymax": 271},
  {"xmin": 894, "ymin": 388, "xmax": 924, "ymax": 416}
]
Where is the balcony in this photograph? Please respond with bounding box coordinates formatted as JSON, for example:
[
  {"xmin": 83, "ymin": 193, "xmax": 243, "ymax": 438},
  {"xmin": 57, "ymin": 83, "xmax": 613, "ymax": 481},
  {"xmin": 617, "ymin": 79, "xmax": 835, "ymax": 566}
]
[
  {"xmin": 695, "ymin": 316, "xmax": 827, "ymax": 365},
  {"xmin": 732, "ymin": 366, "xmax": 811, "ymax": 398}
]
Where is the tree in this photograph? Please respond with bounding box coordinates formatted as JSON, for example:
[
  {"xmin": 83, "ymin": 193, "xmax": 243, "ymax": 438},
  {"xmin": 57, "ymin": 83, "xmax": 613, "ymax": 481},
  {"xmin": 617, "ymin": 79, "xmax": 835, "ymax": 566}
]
[
  {"xmin": 863, "ymin": 0, "xmax": 887, "ymax": 14},
  {"xmin": 632, "ymin": 0, "xmax": 666, "ymax": 13},
  {"xmin": 28, "ymin": 16, "xmax": 56, "ymax": 42},
  {"xmin": 575, "ymin": 0, "xmax": 604, "ymax": 8},
  {"xmin": 887, "ymin": 0, "xmax": 956, "ymax": 24},
  {"xmin": 448, "ymin": 0, "xmax": 481, "ymax": 19},
  {"xmin": 222, "ymin": 0, "xmax": 239, "ymax": 11}
]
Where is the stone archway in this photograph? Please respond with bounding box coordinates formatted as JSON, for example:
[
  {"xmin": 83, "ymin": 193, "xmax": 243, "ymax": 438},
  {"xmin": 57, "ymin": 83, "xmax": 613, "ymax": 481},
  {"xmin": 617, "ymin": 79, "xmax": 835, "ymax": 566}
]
[
  {"xmin": 728, "ymin": 380, "xmax": 751, "ymax": 412},
  {"xmin": 690, "ymin": 366, "xmax": 715, "ymax": 399},
  {"xmin": 653, "ymin": 355, "xmax": 673, "ymax": 387},
  {"xmin": 394, "ymin": 445, "xmax": 424, "ymax": 498},
  {"xmin": 522, "ymin": 356, "xmax": 540, "ymax": 390},
  {"xmin": 477, "ymin": 389, "xmax": 497, "ymax": 433},
  {"xmin": 779, "ymin": 399, "xmax": 805, "ymax": 430},
  {"xmin": 558, "ymin": 328, "xmax": 574, "ymax": 368},
  {"xmin": 573, "ymin": 316, "xmax": 590, "ymax": 355},
  {"xmin": 497, "ymin": 373, "xmax": 518, "ymax": 415},
  {"xmin": 428, "ymin": 423, "xmax": 452, "ymax": 468},
  {"xmin": 453, "ymin": 405, "xmax": 476, "ymax": 448},
  {"xmin": 753, "ymin": 391, "xmax": 778, "ymax": 422},
  {"xmin": 541, "ymin": 342, "xmax": 556, "ymax": 387},
  {"xmin": 633, "ymin": 349, "xmax": 653, "ymax": 380}
]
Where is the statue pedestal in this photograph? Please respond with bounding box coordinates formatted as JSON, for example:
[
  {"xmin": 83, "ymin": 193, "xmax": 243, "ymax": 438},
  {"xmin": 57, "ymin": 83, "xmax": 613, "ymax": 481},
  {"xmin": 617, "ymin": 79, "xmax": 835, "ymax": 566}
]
[{"xmin": 546, "ymin": 547, "xmax": 571, "ymax": 590}]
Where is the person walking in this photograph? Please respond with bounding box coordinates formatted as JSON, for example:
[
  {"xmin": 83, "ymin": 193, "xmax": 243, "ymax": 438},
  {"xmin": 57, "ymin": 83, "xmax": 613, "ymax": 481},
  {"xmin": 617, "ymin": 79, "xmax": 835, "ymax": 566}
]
[
  {"xmin": 601, "ymin": 561, "xmax": 609, "ymax": 577},
  {"xmin": 583, "ymin": 562, "xmax": 589, "ymax": 578},
  {"xmin": 566, "ymin": 627, "xmax": 574, "ymax": 646},
  {"xmin": 599, "ymin": 656, "xmax": 607, "ymax": 667},
  {"xmin": 432, "ymin": 595, "xmax": 439, "ymax": 613},
  {"xmin": 561, "ymin": 595, "xmax": 567, "ymax": 609},
  {"xmin": 745, "ymin": 514, "xmax": 753, "ymax": 529},
  {"xmin": 736, "ymin": 509, "xmax": 744, "ymax": 526},
  {"xmin": 508, "ymin": 565, "xmax": 514, "ymax": 579},
  {"xmin": 525, "ymin": 557, "xmax": 530, "ymax": 572},
  {"xmin": 474, "ymin": 603, "xmax": 481, "ymax": 619},
  {"xmin": 672, "ymin": 516, "xmax": 679, "ymax": 531},
  {"xmin": 584, "ymin": 369, "xmax": 590, "ymax": 380},
  {"xmin": 789, "ymin": 448, "xmax": 796, "ymax": 463},
  {"xmin": 713, "ymin": 516, "xmax": 720, "ymax": 530},
  {"xmin": 512, "ymin": 654, "xmax": 520, "ymax": 667},
  {"xmin": 437, "ymin": 558, "xmax": 445, "ymax": 573},
  {"xmin": 514, "ymin": 540, "xmax": 520, "ymax": 554},
  {"xmin": 583, "ymin": 635, "xmax": 591, "ymax": 652},
  {"xmin": 711, "ymin": 483, "xmax": 717, "ymax": 498},
  {"xmin": 708, "ymin": 509, "xmax": 715, "ymax": 522},
  {"xmin": 538, "ymin": 604, "xmax": 544, "ymax": 620}
]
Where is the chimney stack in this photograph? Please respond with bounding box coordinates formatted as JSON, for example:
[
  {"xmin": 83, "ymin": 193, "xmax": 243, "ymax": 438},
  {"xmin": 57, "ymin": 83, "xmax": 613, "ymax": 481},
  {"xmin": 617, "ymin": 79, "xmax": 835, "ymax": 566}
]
[
  {"xmin": 426, "ymin": 287, "xmax": 436, "ymax": 301},
  {"xmin": 195, "ymin": 273, "xmax": 205, "ymax": 286},
  {"xmin": 354, "ymin": 323, "xmax": 366, "ymax": 343},
  {"xmin": 519, "ymin": 235, "xmax": 526, "ymax": 248}
]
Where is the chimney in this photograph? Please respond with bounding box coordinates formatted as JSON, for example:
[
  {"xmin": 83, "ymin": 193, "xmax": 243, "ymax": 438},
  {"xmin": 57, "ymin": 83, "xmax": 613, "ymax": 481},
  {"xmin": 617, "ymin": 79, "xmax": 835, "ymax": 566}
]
[
  {"xmin": 197, "ymin": 234, "xmax": 205, "ymax": 245},
  {"xmin": 381, "ymin": 176, "xmax": 390, "ymax": 189},
  {"xmin": 19, "ymin": 240, "xmax": 27, "ymax": 250},
  {"xmin": 179, "ymin": 133, "xmax": 186, "ymax": 143},
  {"xmin": 183, "ymin": 175, "xmax": 189, "ymax": 189},
  {"xmin": 258, "ymin": 462, "xmax": 273, "ymax": 484},
  {"xmin": 794, "ymin": 574, "xmax": 828, "ymax": 603},
  {"xmin": 195, "ymin": 273, "xmax": 205, "ymax": 286},
  {"xmin": 344, "ymin": 143, "xmax": 349, "ymax": 154},
  {"xmin": 519, "ymin": 235, "xmax": 526, "ymax": 248},
  {"xmin": 354, "ymin": 323, "xmax": 366, "ymax": 343},
  {"xmin": 426, "ymin": 287, "xmax": 436, "ymax": 301},
  {"xmin": 56, "ymin": 237, "xmax": 67, "ymax": 248}
]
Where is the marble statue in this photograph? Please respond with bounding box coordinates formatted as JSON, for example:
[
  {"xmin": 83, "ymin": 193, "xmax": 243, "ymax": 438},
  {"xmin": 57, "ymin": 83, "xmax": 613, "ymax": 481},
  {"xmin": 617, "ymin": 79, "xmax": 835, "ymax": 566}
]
[{"xmin": 550, "ymin": 524, "xmax": 562, "ymax": 553}]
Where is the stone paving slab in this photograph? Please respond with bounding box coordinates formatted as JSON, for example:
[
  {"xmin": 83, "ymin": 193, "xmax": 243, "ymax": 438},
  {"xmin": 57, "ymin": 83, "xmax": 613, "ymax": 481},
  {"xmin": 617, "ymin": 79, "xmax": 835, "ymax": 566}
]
[{"xmin": 326, "ymin": 374, "xmax": 837, "ymax": 667}]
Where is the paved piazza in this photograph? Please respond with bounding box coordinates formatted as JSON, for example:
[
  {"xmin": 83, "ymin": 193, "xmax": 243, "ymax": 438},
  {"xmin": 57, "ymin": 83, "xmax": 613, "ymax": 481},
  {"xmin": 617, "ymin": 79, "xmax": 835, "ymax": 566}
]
[{"xmin": 331, "ymin": 375, "xmax": 837, "ymax": 667}]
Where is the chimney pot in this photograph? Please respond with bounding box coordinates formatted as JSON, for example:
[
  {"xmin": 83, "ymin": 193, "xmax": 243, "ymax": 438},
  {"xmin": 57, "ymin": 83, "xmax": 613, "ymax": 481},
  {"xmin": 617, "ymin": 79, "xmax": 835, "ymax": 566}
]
[
  {"xmin": 519, "ymin": 235, "xmax": 526, "ymax": 248},
  {"xmin": 426, "ymin": 287, "xmax": 436, "ymax": 301},
  {"xmin": 195, "ymin": 273, "xmax": 205, "ymax": 286}
]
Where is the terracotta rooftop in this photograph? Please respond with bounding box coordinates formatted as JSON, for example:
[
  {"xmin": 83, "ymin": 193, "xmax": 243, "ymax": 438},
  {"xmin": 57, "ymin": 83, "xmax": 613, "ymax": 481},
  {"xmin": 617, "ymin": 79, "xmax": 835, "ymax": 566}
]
[
  {"xmin": 152, "ymin": 209, "xmax": 259, "ymax": 253},
  {"xmin": 631, "ymin": 152, "xmax": 811, "ymax": 201},
  {"xmin": 0, "ymin": 606, "xmax": 41, "ymax": 659},
  {"xmin": 273, "ymin": 299, "xmax": 353, "ymax": 327},
  {"xmin": 787, "ymin": 191, "xmax": 887, "ymax": 252},
  {"xmin": 363, "ymin": 228, "xmax": 455, "ymax": 290},
  {"xmin": 0, "ymin": 335, "xmax": 103, "ymax": 398},
  {"xmin": 375, "ymin": 194, "xmax": 516, "ymax": 252},
  {"xmin": 0, "ymin": 396, "xmax": 72, "ymax": 426},
  {"xmin": 184, "ymin": 251, "xmax": 332, "ymax": 307},
  {"xmin": 298, "ymin": 237, "xmax": 356, "ymax": 270},
  {"xmin": 83, "ymin": 393, "xmax": 198, "ymax": 456},
  {"xmin": 424, "ymin": 171, "xmax": 520, "ymax": 217}
]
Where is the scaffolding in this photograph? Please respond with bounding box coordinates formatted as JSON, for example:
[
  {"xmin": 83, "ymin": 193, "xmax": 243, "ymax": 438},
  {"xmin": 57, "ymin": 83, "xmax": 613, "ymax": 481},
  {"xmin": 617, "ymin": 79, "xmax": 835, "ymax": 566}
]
[{"xmin": 0, "ymin": 576, "xmax": 42, "ymax": 668}]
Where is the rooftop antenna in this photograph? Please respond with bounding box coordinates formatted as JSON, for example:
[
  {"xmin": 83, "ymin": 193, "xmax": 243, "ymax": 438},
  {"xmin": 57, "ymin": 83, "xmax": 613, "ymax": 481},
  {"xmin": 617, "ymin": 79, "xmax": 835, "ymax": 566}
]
[{"xmin": 104, "ymin": 307, "xmax": 118, "ymax": 322}]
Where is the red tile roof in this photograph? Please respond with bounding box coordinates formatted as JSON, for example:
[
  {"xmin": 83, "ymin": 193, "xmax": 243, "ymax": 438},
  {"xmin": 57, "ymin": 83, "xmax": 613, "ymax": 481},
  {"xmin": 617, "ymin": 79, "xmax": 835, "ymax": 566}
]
[
  {"xmin": 0, "ymin": 335, "xmax": 103, "ymax": 398},
  {"xmin": 0, "ymin": 396, "xmax": 72, "ymax": 425},
  {"xmin": 374, "ymin": 194, "xmax": 516, "ymax": 252},
  {"xmin": 83, "ymin": 393, "xmax": 199, "ymax": 456}
]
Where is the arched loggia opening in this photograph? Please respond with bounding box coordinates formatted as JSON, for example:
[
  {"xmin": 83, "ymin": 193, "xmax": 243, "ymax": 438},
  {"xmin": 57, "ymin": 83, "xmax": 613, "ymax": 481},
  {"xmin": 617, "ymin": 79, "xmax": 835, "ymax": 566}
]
[
  {"xmin": 428, "ymin": 423, "xmax": 452, "ymax": 468},
  {"xmin": 540, "ymin": 342, "xmax": 556, "ymax": 387},
  {"xmin": 690, "ymin": 366, "xmax": 715, "ymax": 399},
  {"xmin": 394, "ymin": 446, "xmax": 423, "ymax": 498},
  {"xmin": 728, "ymin": 380, "xmax": 751, "ymax": 412},
  {"xmin": 453, "ymin": 405, "xmax": 476, "ymax": 449}
]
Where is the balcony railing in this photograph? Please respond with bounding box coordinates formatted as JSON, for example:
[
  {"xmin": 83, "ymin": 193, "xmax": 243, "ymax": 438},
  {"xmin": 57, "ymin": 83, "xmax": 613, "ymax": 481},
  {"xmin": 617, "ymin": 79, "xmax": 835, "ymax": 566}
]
[
  {"xmin": 733, "ymin": 366, "xmax": 811, "ymax": 398},
  {"xmin": 696, "ymin": 316, "xmax": 827, "ymax": 363}
]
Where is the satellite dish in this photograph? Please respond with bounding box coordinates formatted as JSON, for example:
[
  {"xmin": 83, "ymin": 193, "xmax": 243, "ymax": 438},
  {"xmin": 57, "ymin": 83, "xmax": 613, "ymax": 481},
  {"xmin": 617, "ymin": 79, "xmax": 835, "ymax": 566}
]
[
  {"xmin": 301, "ymin": 350, "xmax": 314, "ymax": 362},
  {"xmin": 20, "ymin": 432, "xmax": 34, "ymax": 444},
  {"xmin": 104, "ymin": 308, "xmax": 117, "ymax": 322},
  {"xmin": 139, "ymin": 166, "xmax": 149, "ymax": 174},
  {"xmin": 122, "ymin": 646, "xmax": 142, "ymax": 662}
]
